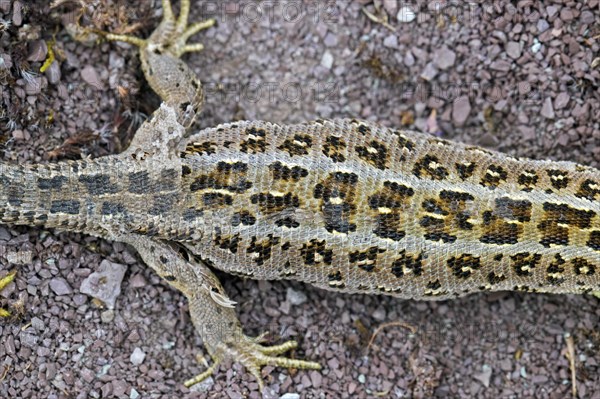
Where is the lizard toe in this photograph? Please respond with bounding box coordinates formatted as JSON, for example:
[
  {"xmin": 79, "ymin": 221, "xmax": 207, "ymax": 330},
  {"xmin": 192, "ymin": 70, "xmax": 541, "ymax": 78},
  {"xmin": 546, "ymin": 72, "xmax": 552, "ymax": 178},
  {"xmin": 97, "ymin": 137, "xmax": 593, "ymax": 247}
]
[{"xmin": 185, "ymin": 333, "xmax": 321, "ymax": 391}]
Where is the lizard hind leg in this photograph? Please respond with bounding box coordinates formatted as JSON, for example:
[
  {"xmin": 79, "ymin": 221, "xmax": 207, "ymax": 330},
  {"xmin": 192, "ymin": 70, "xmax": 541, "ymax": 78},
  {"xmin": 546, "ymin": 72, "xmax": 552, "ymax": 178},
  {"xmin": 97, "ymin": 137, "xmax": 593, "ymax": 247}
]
[
  {"xmin": 97, "ymin": 0, "xmax": 216, "ymax": 127},
  {"xmin": 120, "ymin": 234, "xmax": 321, "ymax": 391},
  {"xmin": 0, "ymin": 270, "xmax": 17, "ymax": 317}
]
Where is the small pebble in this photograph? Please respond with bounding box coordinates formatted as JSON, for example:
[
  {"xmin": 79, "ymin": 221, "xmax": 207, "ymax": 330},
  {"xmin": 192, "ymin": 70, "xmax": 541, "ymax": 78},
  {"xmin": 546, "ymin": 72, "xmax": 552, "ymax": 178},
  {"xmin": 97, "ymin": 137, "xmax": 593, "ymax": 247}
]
[
  {"xmin": 553, "ymin": 92, "xmax": 569, "ymax": 110},
  {"xmin": 80, "ymin": 260, "xmax": 127, "ymax": 309},
  {"xmin": 321, "ymin": 51, "xmax": 333, "ymax": 69},
  {"xmin": 49, "ymin": 277, "xmax": 73, "ymax": 296},
  {"xmin": 433, "ymin": 46, "xmax": 456, "ymax": 70},
  {"xmin": 397, "ymin": 5, "xmax": 416, "ymax": 23},
  {"xmin": 537, "ymin": 19, "xmax": 550, "ymax": 33},
  {"xmin": 452, "ymin": 96, "xmax": 471, "ymax": 126},
  {"xmin": 541, "ymin": 97, "xmax": 555, "ymax": 119},
  {"xmin": 81, "ymin": 65, "xmax": 105, "ymax": 90},
  {"xmin": 505, "ymin": 41, "xmax": 522, "ymax": 59},
  {"xmin": 420, "ymin": 62, "xmax": 438, "ymax": 81},
  {"xmin": 130, "ymin": 347, "xmax": 146, "ymax": 366},
  {"xmin": 286, "ymin": 287, "xmax": 307, "ymax": 306}
]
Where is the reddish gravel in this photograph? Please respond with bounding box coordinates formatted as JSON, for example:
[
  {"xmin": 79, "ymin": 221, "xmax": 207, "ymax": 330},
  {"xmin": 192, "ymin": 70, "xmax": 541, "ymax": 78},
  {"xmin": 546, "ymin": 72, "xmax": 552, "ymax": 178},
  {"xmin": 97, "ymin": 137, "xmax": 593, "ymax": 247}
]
[{"xmin": 0, "ymin": 1, "xmax": 599, "ymax": 398}]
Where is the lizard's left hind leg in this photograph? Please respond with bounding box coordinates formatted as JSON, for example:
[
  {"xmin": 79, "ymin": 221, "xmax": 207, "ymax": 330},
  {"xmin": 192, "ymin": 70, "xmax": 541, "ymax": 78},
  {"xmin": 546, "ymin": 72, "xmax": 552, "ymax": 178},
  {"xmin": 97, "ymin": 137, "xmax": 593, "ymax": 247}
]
[{"xmin": 117, "ymin": 234, "xmax": 321, "ymax": 391}]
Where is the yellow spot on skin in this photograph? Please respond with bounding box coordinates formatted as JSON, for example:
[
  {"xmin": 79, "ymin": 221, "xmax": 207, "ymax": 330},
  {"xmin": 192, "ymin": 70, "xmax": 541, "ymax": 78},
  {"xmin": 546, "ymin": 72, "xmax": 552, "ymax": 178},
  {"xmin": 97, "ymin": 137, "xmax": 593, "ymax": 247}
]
[
  {"xmin": 579, "ymin": 265, "xmax": 590, "ymax": 275},
  {"xmin": 486, "ymin": 169, "xmax": 501, "ymax": 178},
  {"xmin": 314, "ymin": 253, "xmax": 324, "ymax": 263},
  {"xmin": 367, "ymin": 146, "xmax": 379, "ymax": 154},
  {"xmin": 428, "ymin": 161, "xmax": 442, "ymax": 169},
  {"xmin": 378, "ymin": 207, "xmax": 392, "ymax": 214},
  {"xmin": 329, "ymin": 197, "xmax": 344, "ymax": 205}
]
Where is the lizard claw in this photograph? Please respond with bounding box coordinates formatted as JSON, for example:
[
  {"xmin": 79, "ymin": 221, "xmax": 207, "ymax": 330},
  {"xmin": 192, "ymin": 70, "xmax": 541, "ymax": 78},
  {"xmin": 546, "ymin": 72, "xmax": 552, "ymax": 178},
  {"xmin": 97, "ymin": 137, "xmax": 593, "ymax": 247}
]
[
  {"xmin": 0, "ymin": 270, "xmax": 17, "ymax": 318},
  {"xmin": 184, "ymin": 333, "xmax": 322, "ymax": 391}
]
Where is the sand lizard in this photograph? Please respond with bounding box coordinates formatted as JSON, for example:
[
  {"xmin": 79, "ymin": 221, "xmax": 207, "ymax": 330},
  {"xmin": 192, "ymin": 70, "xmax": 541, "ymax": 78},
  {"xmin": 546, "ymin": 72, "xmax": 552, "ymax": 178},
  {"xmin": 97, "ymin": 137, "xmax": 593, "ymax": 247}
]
[{"xmin": 1, "ymin": 0, "xmax": 600, "ymax": 391}]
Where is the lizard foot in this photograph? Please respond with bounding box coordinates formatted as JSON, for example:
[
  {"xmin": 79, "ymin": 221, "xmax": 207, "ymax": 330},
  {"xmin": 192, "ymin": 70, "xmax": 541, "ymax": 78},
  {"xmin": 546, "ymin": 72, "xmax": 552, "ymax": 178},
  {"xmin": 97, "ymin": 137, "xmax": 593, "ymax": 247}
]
[
  {"xmin": 0, "ymin": 270, "xmax": 17, "ymax": 317},
  {"xmin": 102, "ymin": 0, "xmax": 216, "ymax": 58},
  {"xmin": 185, "ymin": 332, "xmax": 322, "ymax": 391}
]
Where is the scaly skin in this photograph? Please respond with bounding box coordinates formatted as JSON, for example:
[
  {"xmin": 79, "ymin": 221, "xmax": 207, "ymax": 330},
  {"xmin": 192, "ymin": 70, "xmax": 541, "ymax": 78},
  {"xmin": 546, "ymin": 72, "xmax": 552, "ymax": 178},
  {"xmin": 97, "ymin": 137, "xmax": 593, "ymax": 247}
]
[{"xmin": 1, "ymin": 0, "xmax": 600, "ymax": 391}]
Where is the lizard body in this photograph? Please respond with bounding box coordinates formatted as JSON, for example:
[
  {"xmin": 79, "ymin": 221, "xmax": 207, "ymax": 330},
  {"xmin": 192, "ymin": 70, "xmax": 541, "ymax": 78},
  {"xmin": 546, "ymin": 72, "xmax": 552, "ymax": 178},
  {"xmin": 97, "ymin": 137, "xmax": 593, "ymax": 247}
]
[
  {"xmin": 3, "ymin": 119, "xmax": 600, "ymax": 300},
  {"xmin": 1, "ymin": 0, "xmax": 599, "ymax": 391}
]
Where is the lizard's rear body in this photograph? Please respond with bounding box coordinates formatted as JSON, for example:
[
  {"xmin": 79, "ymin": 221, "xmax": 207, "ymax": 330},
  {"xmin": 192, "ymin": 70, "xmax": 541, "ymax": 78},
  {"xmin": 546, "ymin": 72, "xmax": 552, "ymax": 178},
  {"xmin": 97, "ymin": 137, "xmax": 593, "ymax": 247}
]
[{"xmin": 3, "ymin": 118, "xmax": 600, "ymax": 300}]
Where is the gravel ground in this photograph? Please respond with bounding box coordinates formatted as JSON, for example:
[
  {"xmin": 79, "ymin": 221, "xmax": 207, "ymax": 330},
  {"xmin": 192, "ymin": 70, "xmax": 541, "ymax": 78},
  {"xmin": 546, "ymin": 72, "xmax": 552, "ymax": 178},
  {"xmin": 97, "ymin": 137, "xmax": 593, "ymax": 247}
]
[{"xmin": 0, "ymin": 0, "xmax": 599, "ymax": 398}]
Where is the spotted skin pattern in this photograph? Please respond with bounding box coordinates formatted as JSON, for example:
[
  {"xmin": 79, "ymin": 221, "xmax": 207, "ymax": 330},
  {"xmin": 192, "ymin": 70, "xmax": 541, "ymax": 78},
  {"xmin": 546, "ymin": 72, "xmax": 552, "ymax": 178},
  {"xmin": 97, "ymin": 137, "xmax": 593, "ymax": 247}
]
[
  {"xmin": 177, "ymin": 119, "xmax": 600, "ymax": 299},
  {"xmin": 2, "ymin": 0, "xmax": 600, "ymax": 392},
  {"xmin": 4, "ymin": 119, "xmax": 600, "ymax": 300}
]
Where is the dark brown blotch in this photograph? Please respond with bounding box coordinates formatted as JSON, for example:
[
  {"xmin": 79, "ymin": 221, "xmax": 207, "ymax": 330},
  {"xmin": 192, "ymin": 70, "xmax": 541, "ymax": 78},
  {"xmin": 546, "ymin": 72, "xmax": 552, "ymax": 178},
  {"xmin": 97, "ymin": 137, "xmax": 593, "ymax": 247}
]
[
  {"xmin": 250, "ymin": 192, "xmax": 300, "ymax": 214},
  {"xmin": 572, "ymin": 257, "xmax": 596, "ymax": 276},
  {"xmin": 322, "ymin": 135, "xmax": 347, "ymax": 162},
  {"xmin": 49, "ymin": 200, "xmax": 80, "ymax": 215},
  {"xmin": 413, "ymin": 155, "xmax": 449, "ymax": 180},
  {"xmin": 246, "ymin": 235, "xmax": 281, "ymax": 265},
  {"xmin": 327, "ymin": 270, "xmax": 345, "ymax": 288},
  {"xmin": 240, "ymin": 127, "xmax": 269, "ymax": 153},
  {"xmin": 202, "ymin": 192, "xmax": 233, "ymax": 207},
  {"xmin": 587, "ymin": 230, "xmax": 600, "ymax": 251},
  {"xmin": 231, "ymin": 210, "xmax": 257, "ymax": 226},
  {"xmin": 314, "ymin": 172, "xmax": 359, "ymax": 234},
  {"xmin": 455, "ymin": 162, "xmax": 476, "ymax": 180},
  {"xmin": 275, "ymin": 217, "xmax": 300, "ymax": 228},
  {"xmin": 355, "ymin": 140, "xmax": 389, "ymax": 170},
  {"xmin": 300, "ymin": 239, "xmax": 333, "ymax": 265},
  {"xmin": 517, "ymin": 170, "xmax": 538, "ymax": 191},
  {"xmin": 480, "ymin": 165, "xmax": 508, "ymax": 189},
  {"xmin": 183, "ymin": 141, "xmax": 218, "ymax": 157},
  {"xmin": 538, "ymin": 202, "xmax": 595, "ymax": 247},
  {"xmin": 37, "ymin": 176, "xmax": 68, "ymax": 190},
  {"xmin": 214, "ymin": 234, "xmax": 242, "ymax": 254},
  {"xmin": 390, "ymin": 250, "xmax": 423, "ymax": 277},
  {"xmin": 269, "ymin": 161, "xmax": 309, "ymax": 181},
  {"xmin": 79, "ymin": 174, "xmax": 119, "ymax": 195},
  {"xmin": 349, "ymin": 247, "xmax": 386, "ymax": 272},
  {"xmin": 149, "ymin": 193, "xmax": 178, "ymax": 215},
  {"xmin": 575, "ymin": 179, "xmax": 600, "ymax": 201},
  {"xmin": 278, "ymin": 134, "xmax": 312, "ymax": 156},
  {"xmin": 393, "ymin": 131, "xmax": 416, "ymax": 152},
  {"xmin": 100, "ymin": 201, "xmax": 128, "ymax": 216},
  {"xmin": 190, "ymin": 161, "xmax": 252, "ymax": 193},
  {"xmin": 546, "ymin": 254, "xmax": 566, "ymax": 285},
  {"xmin": 511, "ymin": 252, "xmax": 541, "ymax": 276},
  {"xmin": 546, "ymin": 169, "xmax": 570, "ymax": 190},
  {"xmin": 368, "ymin": 182, "xmax": 414, "ymax": 241},
  {"xmin": 128, "ymin": 171, "xmax": 150, "ymax": 194},
  {"xmin": 487, "ymin": 272, "xmax": 506, "ymax": 285},
  {"xmin": 447, "ymin": 254, "xmax": 481, "ymax": 278}
]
